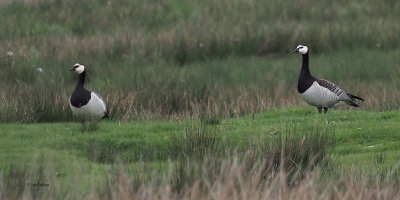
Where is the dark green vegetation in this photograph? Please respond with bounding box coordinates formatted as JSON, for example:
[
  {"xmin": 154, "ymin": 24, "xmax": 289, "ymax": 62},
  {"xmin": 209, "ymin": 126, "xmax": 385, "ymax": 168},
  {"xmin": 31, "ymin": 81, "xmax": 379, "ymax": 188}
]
[
  {"xmin": 1, "ymin": 0, "xmax": 400, "ymax": 199},
  {"xmin": 1, "ymin": 0, "xmax": 400, "ymax": 122}
]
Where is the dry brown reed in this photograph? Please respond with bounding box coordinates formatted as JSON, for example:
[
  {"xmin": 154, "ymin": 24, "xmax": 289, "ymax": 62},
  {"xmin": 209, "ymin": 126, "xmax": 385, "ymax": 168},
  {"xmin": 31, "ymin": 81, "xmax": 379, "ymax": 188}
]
[
  {"xmin": 3, "ymin": 82, "xmax": 400, "ymax": 122},
  {"xmin": 94, "ymin": 156, "xmax": 400, "ymax": 200}
]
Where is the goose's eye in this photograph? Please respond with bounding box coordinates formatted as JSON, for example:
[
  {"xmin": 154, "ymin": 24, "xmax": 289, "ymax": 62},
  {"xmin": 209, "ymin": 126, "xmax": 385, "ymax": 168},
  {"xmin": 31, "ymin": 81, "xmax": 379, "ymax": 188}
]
[{"xmin": 299, "ymin": 47, "xmax": 303, "ymax": 49}]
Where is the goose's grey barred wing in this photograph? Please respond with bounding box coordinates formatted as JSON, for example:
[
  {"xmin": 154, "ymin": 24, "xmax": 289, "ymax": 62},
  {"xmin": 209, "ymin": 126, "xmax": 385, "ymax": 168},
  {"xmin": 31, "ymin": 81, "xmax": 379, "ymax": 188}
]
[
  {"xmin": 316, "ymin": 79, "xmax": 344, "ymax": 96},
  {"xmin": 316, "ymin": 78, "xmax": 362, "ymax": 106}
]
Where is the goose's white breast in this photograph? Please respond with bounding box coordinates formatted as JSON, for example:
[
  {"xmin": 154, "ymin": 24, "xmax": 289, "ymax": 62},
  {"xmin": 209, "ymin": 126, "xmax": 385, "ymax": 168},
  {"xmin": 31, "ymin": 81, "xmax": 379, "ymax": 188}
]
[{"xmin": 70, "ymin": 92, "xmax": 107, "ymax": 120}]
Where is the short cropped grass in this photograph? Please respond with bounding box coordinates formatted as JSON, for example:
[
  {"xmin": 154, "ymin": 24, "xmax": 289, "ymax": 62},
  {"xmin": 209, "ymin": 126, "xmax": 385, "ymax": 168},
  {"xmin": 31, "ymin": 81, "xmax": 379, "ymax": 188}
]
[{"xmin": 1, "ymin": 109, "xmax": 399, "ymax": 174}]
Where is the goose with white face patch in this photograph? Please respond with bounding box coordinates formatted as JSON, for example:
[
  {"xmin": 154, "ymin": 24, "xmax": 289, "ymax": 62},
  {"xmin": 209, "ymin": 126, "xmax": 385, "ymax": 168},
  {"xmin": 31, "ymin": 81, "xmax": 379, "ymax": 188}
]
[
  {"xmin": 69, "ymin": 63, "xmax": 109, "ymax": 121},
  {"xmin": 292, "ymin": 45, "xmax": 364, "ymax": 113}
]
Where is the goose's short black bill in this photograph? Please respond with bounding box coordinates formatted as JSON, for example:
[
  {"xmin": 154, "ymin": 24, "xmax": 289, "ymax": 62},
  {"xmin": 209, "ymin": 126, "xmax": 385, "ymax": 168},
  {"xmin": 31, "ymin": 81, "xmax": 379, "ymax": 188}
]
[
  {"xmin": 291, "ymin": 48, "xmax": 299, "ymax": 54},
  {"xmin": 69, "ymin": 67, "xmax": 75, "ymax": 71}
]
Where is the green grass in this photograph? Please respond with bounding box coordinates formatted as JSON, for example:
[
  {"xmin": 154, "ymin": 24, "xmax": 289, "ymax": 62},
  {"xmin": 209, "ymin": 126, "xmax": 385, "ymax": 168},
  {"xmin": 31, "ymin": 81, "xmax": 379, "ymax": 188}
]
[
  {"xmin": 1, "ymin": 108, "xmax": 399, "ymax": 198},
  {"xmin": 1, "ymin": 107, "xmax": 399, "ymax": 176},
  {"xmin": 225, "ymin": 108, "xmax": 400, "ymax": 171}
]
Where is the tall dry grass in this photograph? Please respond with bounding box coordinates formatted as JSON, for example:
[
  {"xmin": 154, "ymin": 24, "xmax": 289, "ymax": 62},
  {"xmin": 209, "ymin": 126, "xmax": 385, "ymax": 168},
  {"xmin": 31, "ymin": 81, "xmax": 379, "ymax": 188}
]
[
  {"xmin": 1, "ymin": 0, "xmax": 400, "ymax": 122},
  {"xmin": 1, "ymin": 124, "xmax": 339, "ymax": 199},
  {"xmin": 2, "ymin": 82, "xmax": 400, "ymax": 122},
  {"xmin": 102, "ymin": 160, "xmax": 400, "ymax": 200},
  {"xmin": 1, "ymin": 153, "xmax": 399, "ymax": 200}
]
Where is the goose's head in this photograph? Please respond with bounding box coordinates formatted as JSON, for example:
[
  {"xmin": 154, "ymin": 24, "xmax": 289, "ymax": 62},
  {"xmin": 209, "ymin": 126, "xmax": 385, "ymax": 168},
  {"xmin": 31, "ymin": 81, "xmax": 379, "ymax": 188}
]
[
  {"xmin": 292, "ymin": 45, "xmax": 308, "ymax": 55},
  {"xmin": 69, "ymin": 63, "xmax": 85, "ymax": 74}
]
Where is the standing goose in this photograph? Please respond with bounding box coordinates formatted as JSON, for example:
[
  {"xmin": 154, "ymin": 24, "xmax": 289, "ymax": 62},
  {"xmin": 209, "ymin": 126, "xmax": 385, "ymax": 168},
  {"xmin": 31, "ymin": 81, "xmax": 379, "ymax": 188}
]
[
  {"xmin": 69, "ymin": 63, "xmax": 109, "ymax": 121},
  {"xmin": 293, "ymin": 45, "xmax": 364, "ymax": 113}
]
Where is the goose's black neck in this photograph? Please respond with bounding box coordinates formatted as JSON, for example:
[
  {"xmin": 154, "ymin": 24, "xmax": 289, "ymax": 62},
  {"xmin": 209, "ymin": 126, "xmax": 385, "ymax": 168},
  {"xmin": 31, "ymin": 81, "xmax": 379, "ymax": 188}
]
[
  {"xmin": 300, "ymin": 53, "xmax": 310, "ymax": 76},
  {"xmin": 297, "ymin": 52, "xmax": 315, "ymax": 93},
  {"xmin": 76, "ymin": 71, "xmax": 86, "ymax": 88},
  {"xmin": 70, "ymin": 70, "xmax": 91, "ymax": 108}
]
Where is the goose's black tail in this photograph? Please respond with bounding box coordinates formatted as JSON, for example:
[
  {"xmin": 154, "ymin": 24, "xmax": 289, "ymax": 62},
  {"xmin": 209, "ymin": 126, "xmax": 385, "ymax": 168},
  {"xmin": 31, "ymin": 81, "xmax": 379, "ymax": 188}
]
[
  {"xmin": 344, "ymin": 93, "xmax": 364, "ymax": 107},
  {"xmin": 348, "ymin": 93, "xmax": 364, "ymax": 101},
  {"xmin": 102, "ymin": 110, "xmax": 110, "ymax": 119},
  {"xmin": 345, "ymin": 101, "xmax": 360, "ymax": 107}
]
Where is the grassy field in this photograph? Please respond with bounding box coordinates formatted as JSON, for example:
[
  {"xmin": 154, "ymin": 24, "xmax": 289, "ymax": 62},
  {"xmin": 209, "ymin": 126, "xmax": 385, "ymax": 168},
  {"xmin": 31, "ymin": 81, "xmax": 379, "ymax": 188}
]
[
  {"xmin": 1, "ymin": 0, "xmax": 400, "ymax": 199},
  {"xmin": 1, "ymin": 108, "xmax": 400, "ymax": 198},
  {"xmin": 2, "ymin": 107, "xmax": 400, "ymax": 169}
]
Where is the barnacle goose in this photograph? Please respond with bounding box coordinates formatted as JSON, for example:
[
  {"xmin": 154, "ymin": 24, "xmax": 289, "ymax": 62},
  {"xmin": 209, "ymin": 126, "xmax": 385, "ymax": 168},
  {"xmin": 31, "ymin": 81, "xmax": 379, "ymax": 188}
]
[
  {"xmin": 293, "ymin": 45, "xmax": 364, "ymax": 113},
  {"xmin": 69, "ymin": 63, "xmax": 109, "ymax": 121}
]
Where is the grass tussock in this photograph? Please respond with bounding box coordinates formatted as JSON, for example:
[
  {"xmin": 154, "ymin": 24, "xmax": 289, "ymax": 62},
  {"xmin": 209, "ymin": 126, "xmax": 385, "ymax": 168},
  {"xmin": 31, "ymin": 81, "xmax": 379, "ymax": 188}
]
[
  {"xmin": 102, "ymin": 160, "xmax": 400, "ymax": 200},
  {"xmin": 1, "ymin": 150, "xmax": 399, "ymax": 200}
]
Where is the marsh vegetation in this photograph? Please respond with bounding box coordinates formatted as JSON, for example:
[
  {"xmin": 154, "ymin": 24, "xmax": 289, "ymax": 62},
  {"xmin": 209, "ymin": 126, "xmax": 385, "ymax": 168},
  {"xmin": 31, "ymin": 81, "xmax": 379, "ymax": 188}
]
[{"xmin": 1, "ymin": 0, "xmax": 400, "ymax": 199}]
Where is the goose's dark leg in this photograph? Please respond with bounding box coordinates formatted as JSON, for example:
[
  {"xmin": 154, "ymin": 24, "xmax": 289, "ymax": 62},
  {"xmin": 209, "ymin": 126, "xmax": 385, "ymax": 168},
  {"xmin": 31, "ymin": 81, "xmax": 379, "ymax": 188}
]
[
  {"xmin": 80, "ymin": 120, "xmax": 87, "ymax": 133},
  {"xmin": 317, "ymin": 107, "xmax": 322, "ymax": 114},
  {"xmin": 323, "ymin": 107, "xmax": 328, "ymax": 113}
]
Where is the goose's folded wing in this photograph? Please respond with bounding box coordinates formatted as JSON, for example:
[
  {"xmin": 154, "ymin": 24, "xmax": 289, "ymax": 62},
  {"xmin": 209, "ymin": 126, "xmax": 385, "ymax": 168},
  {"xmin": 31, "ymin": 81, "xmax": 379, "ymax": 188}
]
[
  {"xmin": 92, "ymin": 92, "xmax": 108, "ymax": 110},
  {"xmin": 316, "ymin": 79, "xmax": 360, "ymax": 102},
  {"xmin": 316, "ymin": 79, "xmax": 344, "ymax": 96}
]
